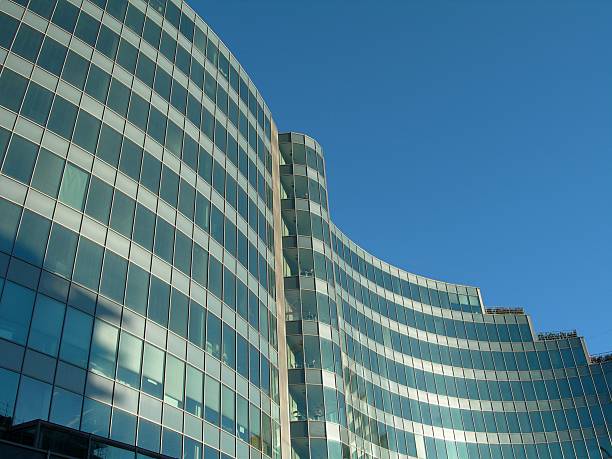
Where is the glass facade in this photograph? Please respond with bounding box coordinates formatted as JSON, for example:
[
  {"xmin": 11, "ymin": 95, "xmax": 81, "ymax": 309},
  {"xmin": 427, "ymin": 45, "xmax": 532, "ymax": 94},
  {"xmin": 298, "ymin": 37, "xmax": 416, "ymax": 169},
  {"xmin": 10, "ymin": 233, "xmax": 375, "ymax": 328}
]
[{"xmin": 0, "ymin": 0, "xmax": 609, "ymax": 458}]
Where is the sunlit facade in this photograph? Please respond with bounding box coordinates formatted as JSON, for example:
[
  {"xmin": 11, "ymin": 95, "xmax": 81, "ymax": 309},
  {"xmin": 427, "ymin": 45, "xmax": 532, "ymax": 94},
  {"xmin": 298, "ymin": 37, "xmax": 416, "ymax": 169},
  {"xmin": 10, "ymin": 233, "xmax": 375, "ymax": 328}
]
[{"xmin": 0, "ymin": 0, "xmax": 609, "ymax": 458}]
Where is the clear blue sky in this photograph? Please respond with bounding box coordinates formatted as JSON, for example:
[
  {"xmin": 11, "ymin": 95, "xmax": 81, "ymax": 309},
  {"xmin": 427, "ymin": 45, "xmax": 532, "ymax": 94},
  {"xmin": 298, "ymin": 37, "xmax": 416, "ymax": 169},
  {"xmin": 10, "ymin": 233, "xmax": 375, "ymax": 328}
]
[{"xmin": 196, "ymin": 1, "xmax": 612, "ymax": 354}]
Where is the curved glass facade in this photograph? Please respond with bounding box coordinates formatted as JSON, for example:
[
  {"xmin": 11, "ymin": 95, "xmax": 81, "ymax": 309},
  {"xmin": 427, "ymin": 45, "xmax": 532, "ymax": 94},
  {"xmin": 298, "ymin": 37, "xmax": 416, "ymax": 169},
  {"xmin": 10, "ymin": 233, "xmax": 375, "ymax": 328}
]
[{"xmin": 0, "ymin": 0, "xmax": 609, "ymax": 458}]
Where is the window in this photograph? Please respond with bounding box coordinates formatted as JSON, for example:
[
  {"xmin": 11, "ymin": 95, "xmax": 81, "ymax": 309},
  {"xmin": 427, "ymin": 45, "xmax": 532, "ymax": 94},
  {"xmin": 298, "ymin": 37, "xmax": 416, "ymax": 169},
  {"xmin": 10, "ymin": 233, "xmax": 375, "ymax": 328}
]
[
  {"xmin": 137, "ymin": 419, "xmax": 160, "ymax": 453},
  {"xmin": 2, "ymin": 135, "xmax": 38, "ymax": 184},
  {"xmin": 125, "ymin": 263, "xmax": 149, "ymax": 315},
  {"xmin": 31, "ymin": 149, "xmax": 64, "ymax": 197},
  {"xmin": 49, "ymin": 387, "xmax": 82, "ymax": 429},
  {"xmin": 100, "ymin": 250, "xmax": 127, "ymax": 303},
  {"xmin": 48, "ymin": 97, "xmax": 78, "ymax": 139},
  {"xmin": 109, "ymin": 191, "xmax": 135, "ymax": 237},
  {"xmin": 96, "ymin": 125, "xmax": 122, "ymax": 167},
  {"xmin": 148, "ymin": 276, "xmax": 170, "ymax": 327},
  {"xmin": 110, "ymin": 409, "xmax": 137, "ymax": 445},
  {"xmin": 13, "ymin": 376, "xmax": 52, "ymax": 424},
  {"xmin": 28, "ymin": 294, "xmax": 65, "ymax": 356},
  {"xmin": 37, "ymin": 38, "xmax": 67, "ymax": 76},
  {"xmin": 222, "ymin": 323, "xmax": 235, "ymax": 369},
  {"xmin": 13, "ymin": 210, "xmax": 50, "ymax": 266},
  {"xmin": 73, "ymin": 110, "xmax": 101, "ymax": 153},
  {"xmin": 21, "ymin": 82, "xmax": 53, "ymax": 125},
  {"xmin": 116, "ymin": 331, "xmax": 142, "ymax": 389},
  {"xmin": 0, "ymin": 367, "xmax": 19, "ymax": 419},
  {"xmin": 12, "ymin": 24, "xmax": 44, "ymax": 61},
  {"xmin": 60, "ymin": 307, "xmax": 93, "ymax": 368},
  {"xmin": 142, "ymin": 343, "xmax": 164, "ymax": 398},
  {"xmin": 164, "ymin": 354, "xmax": 184, "ymax": 409},
  {"xmin": 0, "ymin": 68, "xmax": 28, "ymax": 112},
  {"xmin": 73, "ymin": 238, "xmax": 104, "ymax": 291},
  {"xmin": 205, "ymin": 312, "xmax": 221, "ymax": 359},
  {"xmin": 204, "ymin": 375, "xmax": 220, "ymax": 425},
  {"xmin": 85, "ymin": 177, "xmax": 113, "ymax": 224},
  {"xmin": 58, "ymin": 163, "xmax": 89, "ymax": 210},
  {"xmin": 186, "ymin": 301, "xmax": 204, "ymax": 349},
  {"xmin": 81, "ymin": 398, "xmax": 110, "ymax": 437},
  {"xmin": 169, "ymin": 289, "xmax": 188, "ymax": 338},
  {"xmin": 62, "ymin": 51, "xmax": 89, "ymax": 89},
  {"xmin": 221, "ymin": 385, "xmax": 235, "ymax": 434},
  {"xmin": 0, "ymin": 281, "xmax": 35, "ymax": 345},
  {"xmin": 44, "ymin": 224, "xmax": 78, "ymax": 278},
  {"xmin": 154, "ymin": 217, "xmax": 174, "ymax": 263},
  {"xmin": 89, "ymin": 319, "xmax": 119, "ymax": 378},
  {"xmin": 185, "ymin": 365, "xmax": 203, "ymax": 417},
  {"xmin": 119, "ymin": 137, "xmax": 143, "ymax": 181}
]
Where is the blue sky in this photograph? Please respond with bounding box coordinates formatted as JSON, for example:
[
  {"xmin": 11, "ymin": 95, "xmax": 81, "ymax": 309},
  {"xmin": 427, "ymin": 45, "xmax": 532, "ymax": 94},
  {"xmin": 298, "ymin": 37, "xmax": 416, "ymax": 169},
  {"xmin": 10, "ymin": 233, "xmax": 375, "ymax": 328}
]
[{"xmin": 197, "ymin": 1, "xmax": 612, "ymax": 354}]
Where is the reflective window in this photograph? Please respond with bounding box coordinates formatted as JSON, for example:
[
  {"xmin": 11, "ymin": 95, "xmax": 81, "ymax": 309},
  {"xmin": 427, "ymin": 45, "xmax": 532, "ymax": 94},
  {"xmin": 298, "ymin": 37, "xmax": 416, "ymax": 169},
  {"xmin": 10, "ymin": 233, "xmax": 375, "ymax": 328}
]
[
  {"xmin": 0, "ymin": 368, "xmax": 19, "ymax": 419},
  {"xmin": 44, "ymin": 224, "xmax": 78, "ymax": 278},
  {"xmin": 142, "ymin": 343, "xmax": 164, "ymax": 399},
  {"xmin": 28, "ymin": 294, "xmax": 66, "ymax": 356},
  {"xmin": 0, "ymin": 69, "xmax": 27, "ymax": 112},
  {"xmin": 2, "ymin": 135, "xmax": 38, "ymax": 184},
  {"xmin": 58, "ymin": 163, "xmax": 89, "ymax": 211},
  {"xmin": 50, "ymin": 387, "xmax": 82, "ymax": 429},
  {"xmin": 0, "ymin": 281, "xmax": 35, "ymax": 345},
  {"xmin": 164, "ymin": 354, "xmax": 184, "ymax": 409},
  {"xmin": 14, "ymin": 376, "xmax": 52, "ymax": 424},
  {"xmin": 31, "ymin": 149, "xmax": 64, "ymax": 197},
  {"xmin": 116, "ymin": 331, "xmax": 142, "ymax": 389},
  {"xmin": 13, "ymin": 210, "xmax": 50, "ymax": 266},
  {"xmin": 89, "ymin": 319, "xmax": 119, "ymax": 378},
  {"xmin": 111, "ymin": 408, "xmax": 137, "ymax": 446},
  {"xmin": 185, "ymin": 365, "xmax": 203, "ymax": 417},
  {"xmin": 137, "ymin": 418, "xmax": 160, "ymax": 452},
  {"xmin": 73, "ymin": 238, "xmax": 104, "ymax": 291},
  {"xmin": 204, "ymin": 375, "xmax": 220, "ymax": 426},
  {"xmin": 100, "ymin": 250, "xmax": 127, "ymax": 303},
  {"xmin": 21, "ymin": 82, "xmax": 53, "ymax": 125},
  {"xmin": 60, "ymin": 307, "xmax": 93, "ymax": 368},
  {"xmin": 81, "ymin": 398, "xmax": 110, "ymax": 437}
]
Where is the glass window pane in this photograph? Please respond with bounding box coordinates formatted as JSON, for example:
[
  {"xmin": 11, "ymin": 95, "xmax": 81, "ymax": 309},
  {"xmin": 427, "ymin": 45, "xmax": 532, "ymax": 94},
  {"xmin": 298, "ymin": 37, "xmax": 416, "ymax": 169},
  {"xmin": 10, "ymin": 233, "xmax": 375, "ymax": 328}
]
[
  {"xmin": 73, "ymin": 237, "xmax": 104, "ymax": 291},
  {"xmin": 73, "ymin": 110, "xmax": 101, "ymax": 153},
  {"xmin": 27, "ymin": 294, "xmax": 65, "ymax": 356},
  {"xmin": 44, "ymin": 224, "xmax": 78, "ymax": 278},
  {"xmin": 0, "ymin": 281, "xmax": 35, "ymax": 345},
  {"xmin": 13, "ymin": 210, "xmax": 50, "ymax": 266},
  {"xmin": 48, "ymin": 96, "xmax": 77, "ymax": 139},
  {"xmin": 221, "ymin": 385, "xmax": 235, "ymax": 434},
  {"xmin": 89, "ymin": 319, "xmax": 119, "ymax": 378},
  {"xmin": 21, "ymin": 82, "xmax": 53, "ymax": 125},
  {"xmin": 117, "ymin": 331, "xmax": 142, "ymax": 389},
  {"xmin": 100, "ymin": 251, "xmax": 127, "ymax": 303},
  {"xmin": 0, "ymin": 198, "xmax": 21, "ymax": 254},
  {"xmin": 14, "ymin": 376, "xmax": 52, "ymax": 424},
  {"xmin": 185, "ymin": 365, "xmax": 203, "ymax": 417},
  {"xmin": 60, "ymin": 307, "xmax": 93, "ymax": 368},
  {"xmin": 133, "ymin": 204, "xmax": 155, "ymax": 250},
  {"xmin": 164, "ymin": 354, "xmax": 184, "ymax": 409},
  {"xmin": 50, "ymin": 387, "xmax": 82, "ymax": 429},
  {"xmin": 85, "ymin": 177, "xmax": 113, "ymax": 224},
  {"xmin": 110, "ymin": 408, "xmax": 137, "ymax": 445},
  {"xmin": 0, "ymin": 69, "xmax": 27, "ymax": 112},
  {"xmin": 137, "ymin": 418, "xmax": 160, "ymax": 453},
  {"xmin": 2, "ymin": 135, "xmax": 38, "ymax": 184},
  {"xmin": 148, "ymin": 276, "xmax": 170, "ymax": 327},
  {"xmin": 96, "ymin": 124, "xmax": 122, "ymax": 167},
  {"xmin": 0, "ymin": 367, "xmax": 19, "ymax": 420},
  {"xmin": 205, "ymin": 312, "xmax": 221, "ymax": 359},
  {"xmin": 204, "ymin": 375, "xmax": 220, "ymax": 426},
  {"xmin": 142, "ymin": 343, "xmax": 164, "ymax": 399},
  {"xmin": 169, "ymin": 289, "xmax": 188, "ymax": 338},
  {"xmin": 31, "ymin": 149, "xmax": 64, "ymax": 197},
  {"xmin": 58, "ymin": 163, "xmax": 89, "ymax": 210},
  {"xmin": 109, "ymin": 192, "xmax": 135, "ymax": 237},
  {"xmin": 37, "ymin": 37, "xmax": 67, "ymax": 76},
  {"xmin": 62, "ymin": 49, "xmax": 90, "ymax": 87},
  {"xmin": 81, "ymin": 398, "xmax": 110, "ymax": 437},
  {"xmin": 125, "ymin": 263, "xmax": 149, "ymax": 315}
]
